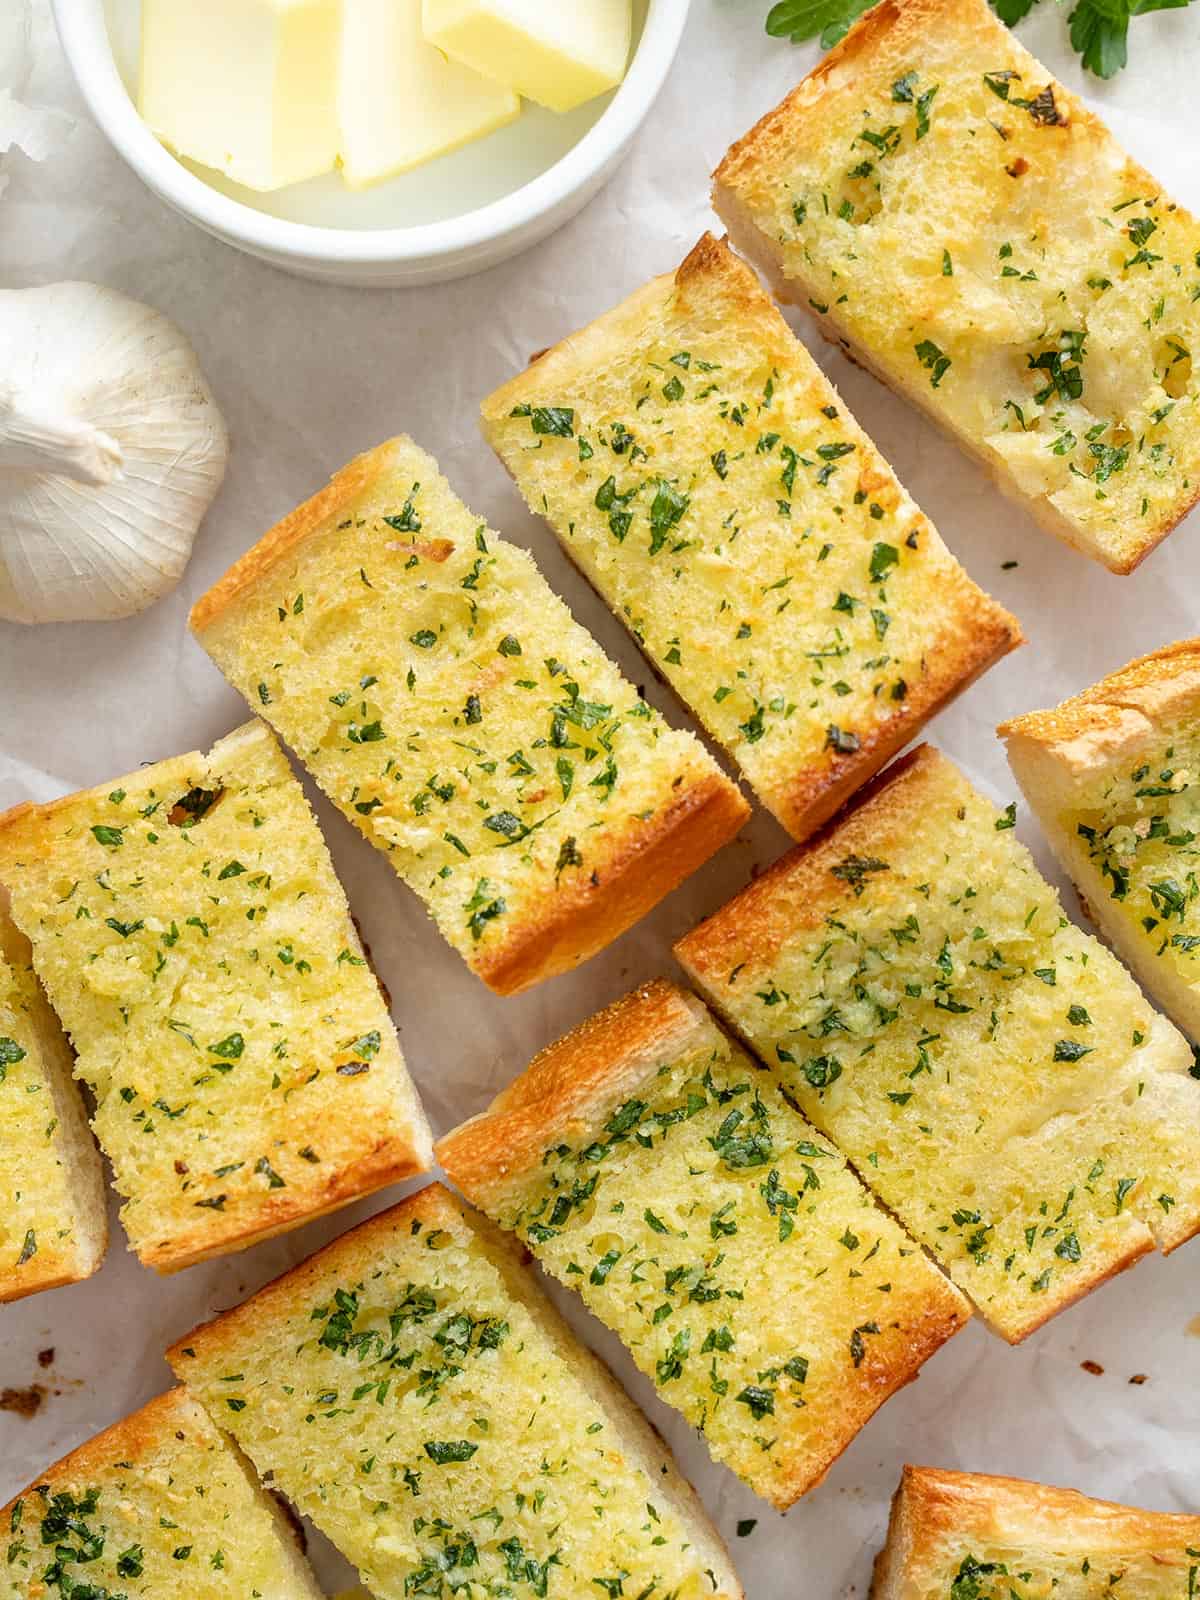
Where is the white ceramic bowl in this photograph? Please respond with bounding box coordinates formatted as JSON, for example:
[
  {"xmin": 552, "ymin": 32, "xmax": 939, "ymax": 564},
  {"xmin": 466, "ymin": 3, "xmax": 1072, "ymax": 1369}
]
[{"xmin": 52, "ymin": 0, "xmax": 692, "ymax": 287}]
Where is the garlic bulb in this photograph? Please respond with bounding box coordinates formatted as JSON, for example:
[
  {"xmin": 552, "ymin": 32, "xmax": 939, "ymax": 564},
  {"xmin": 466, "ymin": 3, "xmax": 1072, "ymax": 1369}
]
[{"xmin": 0, "ymin": 282, "xmax": 229, "ymax": 624}]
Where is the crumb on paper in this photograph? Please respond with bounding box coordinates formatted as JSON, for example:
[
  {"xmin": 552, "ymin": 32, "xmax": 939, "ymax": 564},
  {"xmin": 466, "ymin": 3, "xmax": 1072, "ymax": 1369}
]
[
  {"xmin": 1080, "ymin": 1359, "xmax": 1104, "ymax": 1375},
  {"xmin": 0, "ymin": 1384, "xmax": 46, "ymax": 1419}
]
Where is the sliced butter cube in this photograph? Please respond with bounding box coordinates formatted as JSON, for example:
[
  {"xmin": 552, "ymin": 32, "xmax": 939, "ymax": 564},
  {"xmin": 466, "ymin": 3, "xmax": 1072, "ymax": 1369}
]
[
  {"xmin": 140, "ymin": 0, "xmax": 340, "ymax": 192},
  {"xmin": 423, "ymin": 0, "xmax": 631, "ymax": 113},
  {"xmin": 339, "ymin": 0, "xmax": 519, "ymax": 188}
]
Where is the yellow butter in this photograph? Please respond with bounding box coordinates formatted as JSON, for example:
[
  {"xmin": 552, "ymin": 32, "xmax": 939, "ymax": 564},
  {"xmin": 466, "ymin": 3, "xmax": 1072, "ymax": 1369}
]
[
  {"xmin": 140, "ymin": 0, "xmax": 340, "ymax": 192},
  {"xmin": 338, "ymin": 0, "xmax": 519, "ymax": 188},
  {"xmin": 423, "ymin": 0, "xmax": 631, "ymax": 113}
]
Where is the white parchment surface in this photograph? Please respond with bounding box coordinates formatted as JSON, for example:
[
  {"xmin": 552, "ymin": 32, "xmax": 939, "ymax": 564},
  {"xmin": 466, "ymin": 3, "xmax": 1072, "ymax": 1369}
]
[{"xmin": 2, "ymin": 2, "xmax": 1199, "ymax": 1592}]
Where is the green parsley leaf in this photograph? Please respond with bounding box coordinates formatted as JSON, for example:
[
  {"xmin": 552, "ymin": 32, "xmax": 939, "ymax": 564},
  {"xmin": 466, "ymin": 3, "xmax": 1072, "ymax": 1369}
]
[{"xmin": 765, "ymin": 0, "xmax": 878, "ymax": 49}]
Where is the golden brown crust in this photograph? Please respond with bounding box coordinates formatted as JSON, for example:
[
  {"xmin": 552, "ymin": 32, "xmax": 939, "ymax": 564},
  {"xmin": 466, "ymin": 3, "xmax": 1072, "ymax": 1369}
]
[
  {"xmin": 713, "ymin": 0, "xmax": 1199, "ymax": 575},
  {"xmin": 871, "ymin": 1464, "xmax": 1200, "ymax": 1597},
  {"xmin": 475, "ymin": 774, "xmax": 748, "ymax": 995},
  {"xmin": 189, "ymin": 443, "xmax": 393, "ymax": 638},
  {"xmin": 676, "ymin": 744, "xmax": 944, "ymax": 982},
  {"xmin": 141, "ymin": 1132, "xmax": 430, "ymax": 1273},
  {"xmin": 0, "ymin": 1389, "xmax": 203, "ymax": 1520},
  {"xmin": 483, "ymin": 234, "xmax": 1021, "ymax": 843},
  {"xmin": 999, "ymin": 638, "xmax": 1200, "ymax": 764},
  {"xmin": 0, "ymin": 1264, "xmax": 89, "ymax": 1303},
  {"xmin": 991, "ymin": 1233, "xmax": 1156, "ymax": 1345},
  {"xmin": 999, "ymin": 638, "xmax": 1200, "ymax": 1047},
  {"xmin": 767, "ymin": 1293, "xmax": 969, "ymax": 1510},
  {"xmin": 717, "ymin": 0, "xmax": 1049, "ymax": 198},
  {"xmin": 770, "ymin": 613, "xmax": 1016, "ymax": 841},
  {"xmin": 168, "ymin": 1184, "xmax": 465, "ymax": 1368},
  {"xmin": 169, "ymin": 1181, "xmax": 744, "ymax": 1595},
  {"xmin": 901, "ymin": 1463, "xmax": 1200, "ymax": 1550},
  {"xmin": 438, "ymin": 980, "xmax": 707, "ymax": 1197}
]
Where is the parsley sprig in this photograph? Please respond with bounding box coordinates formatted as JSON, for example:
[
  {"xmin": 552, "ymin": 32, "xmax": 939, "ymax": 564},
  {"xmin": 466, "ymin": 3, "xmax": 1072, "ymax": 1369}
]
[
  {"xmin": 765, "ymin": 0, "xmax": 876, "ymax": 48},
  {"xmin": 997, "ymin": 0, "xmax": 1192, "ymax": 77},
  {"xmin": 765, "ymin": 0, "xmax": 1194, "ymax": 76}
]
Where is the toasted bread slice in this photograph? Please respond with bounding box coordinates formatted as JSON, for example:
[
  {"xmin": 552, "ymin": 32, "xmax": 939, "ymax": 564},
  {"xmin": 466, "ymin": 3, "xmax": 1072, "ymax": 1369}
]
[
  {"xmin": 168, "ymin": 1183, "xmax": 743, "ymax": 1600},
  {"xmin": 1001, "ymin": 640, "xmax": 1200, "ymax": 1042},
  {"xmin": 1, "ymin": 1387, "xmax": 324, "ymax": 1600},
  {"xmin": 676, "ymin": 745, "xmax": 1200, "ymax": 1342},
  {"xmin": 190, "ymin": 436, "xmax": 748, "ymax": 995},
  {"xmin": 714, "ymin": 0, "xmax": 1200, "ymax": 574},
  {"xmin": 438, "ymin": 979, "xmax": 969, "ymax": 1509},
  {"xmin": 0, "ymin": 903, "xmax": 106, "ymax": 1301},
  {"xmin": 872, "ymin": 1464, "xmax": 1200, "ymax": 1600},
  {"xmin": 0, "ymin": 720, "xmax": 432, "ymax": 1272},
  {"xmin": 482, "ymin": 233, "xmax": 1020, "ymax": 842}
]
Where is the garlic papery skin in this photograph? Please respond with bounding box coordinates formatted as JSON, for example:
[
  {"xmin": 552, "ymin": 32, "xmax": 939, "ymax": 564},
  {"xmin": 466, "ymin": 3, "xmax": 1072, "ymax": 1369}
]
[
  {"xmin": 0, "ymin": 386, "xmax": 123, "ymax": 486},
  {"xmin": 0, "ymin": 282, "xmax": 229, "ymax": 624}
]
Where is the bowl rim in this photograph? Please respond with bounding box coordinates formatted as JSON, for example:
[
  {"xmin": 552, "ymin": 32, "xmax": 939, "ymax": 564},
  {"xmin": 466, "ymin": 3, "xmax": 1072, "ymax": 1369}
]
[{"xmin": 52, "ymin": 0, "xmax": 691, "ymax": 264}]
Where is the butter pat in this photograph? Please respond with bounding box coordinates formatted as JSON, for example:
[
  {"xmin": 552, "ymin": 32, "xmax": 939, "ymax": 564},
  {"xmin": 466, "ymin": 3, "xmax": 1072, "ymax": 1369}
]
[
  {"xmin": 423, "ymin": 0, "xmax": 631, "ymax": 113},
  {"xmin": 339, "ymin": 0, "xmax": 519, "ymax": 188},
  {"xmin": 140, "ymin": 0, "xmax": 340, "ymax": 192}
]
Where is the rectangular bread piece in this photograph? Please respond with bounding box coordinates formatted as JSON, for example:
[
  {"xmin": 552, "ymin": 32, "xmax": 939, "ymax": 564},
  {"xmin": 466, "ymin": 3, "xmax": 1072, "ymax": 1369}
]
[
  {"xmin": 438, "ymin": 978, "xmax": 969, "ymax": 1509},
  {"xmin": 714, "ymin": 0, "xmax": 1200, "ymax": 574},
  {"xmin": 482, "ymin": 233, "xmax": 1021, "ymax": 842},
  {"xmin": 168, "ymin": 1182, "xmax": 743, "ymax": 1600},
  {"xmin": 676, "ymin": 744, "xmax": 1200, "ymax": 1343},
  {"xmin": 872, "ymin": 1464, "xmax": 1200, "ymax": 1600},
  {"xmin": 0, "ymin": 903, "xmax": 106, "ymax": 1302},
  {"xmin": 1001, "ymin": 640, "xmax": 1200, "ymax": 1043},
  {"xmin": 0, "ymin": 720, "xmax": 432, "ymax": 1272},
  {"xmin": 190, "ymin": 435, "xmax": 749, "ymax": 995},
  {"xmin": 0, "ymin": 1387, "xmax": 324, "ymax": 1600}
]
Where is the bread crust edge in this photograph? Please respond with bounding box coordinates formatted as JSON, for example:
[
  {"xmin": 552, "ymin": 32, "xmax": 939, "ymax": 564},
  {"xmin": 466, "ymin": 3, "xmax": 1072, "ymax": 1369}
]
[
  {"xmin": 871, "ymin": 1463, "xmax": 1200, "ymax": 1597},
  {"xmin": 1000, "ymin": 637, "xmax": 1200, "ymax": 1041}
]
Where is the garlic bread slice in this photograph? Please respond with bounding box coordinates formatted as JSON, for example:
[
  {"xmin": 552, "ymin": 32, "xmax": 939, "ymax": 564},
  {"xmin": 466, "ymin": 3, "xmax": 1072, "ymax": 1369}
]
[
  {"xmin": 1, "ymin": 1388, "xmax": 325, "ymax": 1600},
  {"xmin": 483, "ymin": 234, "xmax": 1019, "ymax": 841},
  {"xmin": 678, "ymin": 745, "xmax": 1200, "ymax": 1342},
  {"xmin": 439, "ymin": 979, "xmax": 969, "ymax": 1508},
  {"xmin": 169, "ymin": 1183, "xmax": 743, "ymax": 1600},
  {"xmin": 0, "ymin": 720, "xmax": 431, "ymax": 1271},
  {"xmin": 1002, "ymin": 639, "xmax": 1200, "ymax": 1042},
  {"xmin": 191, "ymin": 436, "xmax": 748, "ymax": 994},
  {"xmin": 715, "ymin": 0, "xmax": 1200, "ymax": 573},
  {"xmin": 0, "ymin": 904, "xmax": 106, "ymax": 1301},
  {"xmin": 873, "ymin": 1465, "xmax": 1200, "ymax": 1600}
]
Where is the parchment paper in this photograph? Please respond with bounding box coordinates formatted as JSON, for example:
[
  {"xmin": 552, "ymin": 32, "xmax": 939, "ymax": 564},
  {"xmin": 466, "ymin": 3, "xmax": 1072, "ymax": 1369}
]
[{"xmin": 2, "ymin": 2, "xmax": 1199, "ymax": 1592}]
